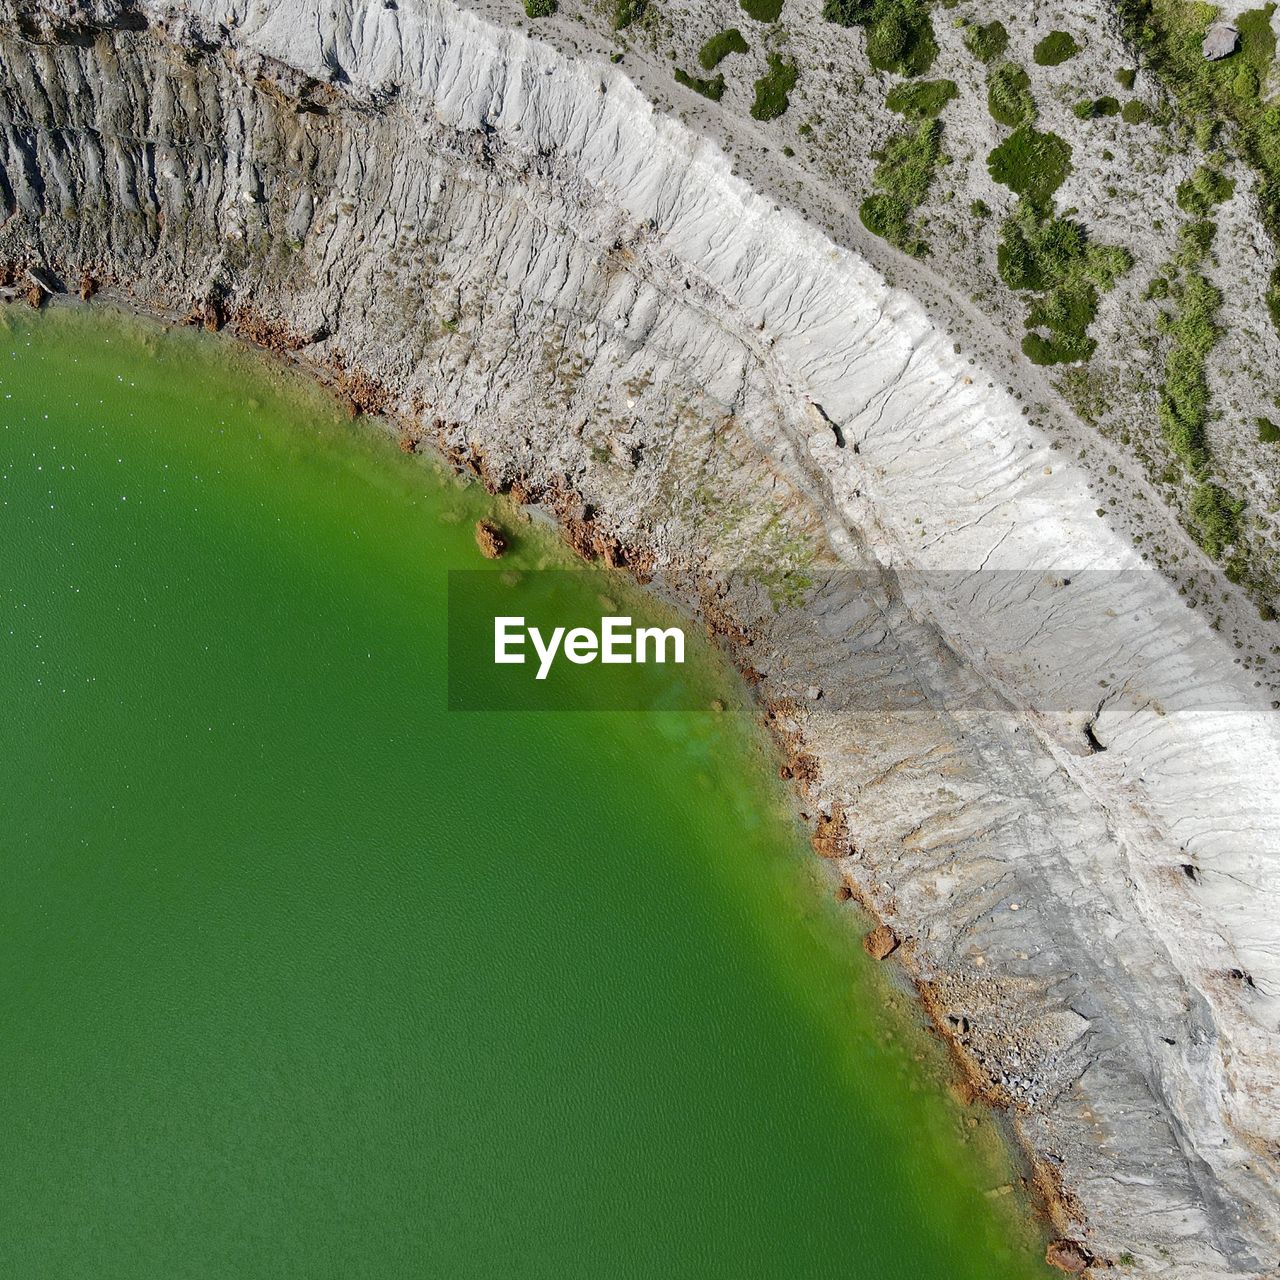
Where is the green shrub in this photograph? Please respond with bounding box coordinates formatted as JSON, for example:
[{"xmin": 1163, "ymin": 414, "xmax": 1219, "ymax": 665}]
[
  {"xmin": 675, "ymin": 67, "xmax": 727, "ymax": 99},
  {"xmin": 876, "ymin": 118, "xmax": 942, "ymax": 204},
  {"xmin": 1174, "ymin": 218, "xmax": 1216, "ymax": 268},
  {"xmin": 1158, "ymin": 271, "xmax": 1222, "ymax": 472},
  {"xmin": 1023, "ymin": 328, "xmax": 1097, "ymax": 364},
  {"xmin": 971, "ymin": 198, "xmax": 990, "ymax": 217},
  {"xmin": 612, "ymin": 0, "xmax": 647, "ymax": 28},
  {"xmin": 988, "ymin": 63, "xmax": 1036, "ymax": 127},
  {"xmin": 1147, "ymin": 276, "xmax": 1170, "ymax": 299},
  {"xmin": 1112, "ymin": 1, "xmax": 1278, "ymax": 334},
  {"xmin": 1233, "ymin": 64, "xmax": 1260, "ymax": 101},
  {"xmin": 867, "ymin": 11, "xmax": 908, "ymax": 66},
  {"xmin": 860, "ymin": 117, "xmax": 942, "ymax": 255},
  {"xmin": 998, "ymin": 202, "xmax": 1082, "ymax": 291},
  {"xmin": 1257, "ymin": 415, "xmax": 1280, "ymax": 442},
  {"xmin": 885, "ymin": 78, "xmax": 958, "ymax": 118},
  {"xmin": 1074, "ymin": 95, "xmax": 1121, "ymax": 118},
  {"xmin": 1237, "ymin": 5, "xmax": 1277, "ymax": 74},
  {"xmin": 988, "ymin": 124, "xmax": 1073, "ymax": 204},
  {"xmin": 821, "ymin": 0, "xmax": 873, "ymax": 21},
  {"xmin": 860, "ymin": 193, "xmax": 917, "ymax": 251},
  {"xmin": 1034, "ymin": 31, "xmax": 1081, "ymax": 65},
  {"xmin": 1176, "ymin": 165, "xmax": 1235, "ymax": 216},
  {"xmin": 1121, "ymin": 99, "xmax": 1149, "ymax": 123},
  {"xmin": 1116, "ymin": 67, "xmax": 1137, "ymax": 89},
  {"xmin": 1190, "ymin": 481, "xmax": 1243, "ymax": 558},
  {"xmin": 963, "ymin": 18, "xmax": 1008, "ymax": 62},
  {"xmin": 751, "ymin": 53, "xmax": 798, "ymax": 119},
  {"xmin": 997, "ymin": 199, "xmax": 1130, "ymax": 364},
  {"xmin": 1083, "ymin": 242, "xmax": 1134, "ymax": 288},
  {"xmin": 698, "ymin": 28, "xmax": 750, "ymax": 69},
  {"xmin": 740, "ymin": 0, "xmax": 783, "ymax": 21},
  {"xmin": 823, "ymin": 0, "xmax": 936, "ymax": 75},
  {"xmin": 524, "ymin": 0, "xmax": 556, "ymax": 15}
]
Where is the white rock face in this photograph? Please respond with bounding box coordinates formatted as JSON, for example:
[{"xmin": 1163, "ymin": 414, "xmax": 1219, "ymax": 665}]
[
  {"xmin": 2, "ymin": 0, "xmax": 1279, "ymax": 1272},
  {"xmin": 1203, "ymin": 22, "xmax": 1240, "ymax": 60}
]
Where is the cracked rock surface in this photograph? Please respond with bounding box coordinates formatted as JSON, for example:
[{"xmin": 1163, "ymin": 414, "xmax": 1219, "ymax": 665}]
[{"xmin": 1, "ymin": 0, "xmax": 1278, "ymax": 1273}]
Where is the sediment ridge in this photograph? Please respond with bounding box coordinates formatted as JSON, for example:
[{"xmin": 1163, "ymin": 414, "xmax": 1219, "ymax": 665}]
[{"xmin": 2, "ymin": 1, "xmax": 1278, "ymax": 1273}]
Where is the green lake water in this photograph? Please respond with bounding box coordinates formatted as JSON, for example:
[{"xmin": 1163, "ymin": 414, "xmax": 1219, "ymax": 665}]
[{"xmin": 0, "ymin": 307, "xmax": 1052, "ymax": 1279}]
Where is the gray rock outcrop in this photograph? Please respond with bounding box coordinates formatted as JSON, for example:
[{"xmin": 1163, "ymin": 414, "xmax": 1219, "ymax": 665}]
[{"xmin": 1203, "ymin": 22, "xmax": 1239, "ymax": 60}]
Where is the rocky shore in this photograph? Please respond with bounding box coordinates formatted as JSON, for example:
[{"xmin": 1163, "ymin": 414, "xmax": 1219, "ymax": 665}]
[{"xmin": 2, "ymin": 1, "xmax": 1279, "ymax": 1273}]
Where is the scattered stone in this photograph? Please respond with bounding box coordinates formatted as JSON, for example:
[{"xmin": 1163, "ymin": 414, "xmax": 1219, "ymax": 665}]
[
  {"xmin": 806, "ymin": 684, "xmax": 822, "ymax": 700},
  {"xmin": 1202, "ymin": 22, "xmax": 1238, "ymax": 59},
  {"xmin": 474, "ymin": 520, "xmax": 507, "ymax": 559},
  {"xmin": 233, "ymin": 308, "xmax": 314, "ymax": 354},
  {"xmin": 834, "ymin": 884, "xmax": 854, "ymax": 902},
  {"xmin": 862, "ymin": 924, "xmax": 899, "ymax": 959},
  {"xmin": 79, "ymin": 272, "xmax": 96, "ymax": 301},
  {"xmin": 811, "ymin": 805, "xmax": 849, "ymax": 857},
  {"xmin": 186, "ymin": 295, "xmax": 225, "ymax": 332},
  {"xmin": 398, "ymin": 433, "xmax": 419, "ymax": 454},
  {"xmin": 25, "ymin": 266, "xmax": 55, "ymax": 297},
  {"xmin": 709, "ymin": 698, "xmax": 725, "ymax": 713},
  {"xmin": 778, "ymin": 764, "xmax": 793, "ymax": 780},
  {"xmin": 1045, "ymin": 1239, "xmax": 1092, "ymax": 1274}
]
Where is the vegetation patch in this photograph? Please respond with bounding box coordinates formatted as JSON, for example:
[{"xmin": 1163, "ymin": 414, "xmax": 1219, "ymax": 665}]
[
  {"xmin": 823, "ymin": 0, "xmax": 938, "ymax": 75},
  {"xmin": 963, "ymin": 18, "xmax": 1008, "ymax": 63},
  {"xmin": 1073, "ymin": 95, "xmax": 1121, "ymax": 119},
  {"xmin": 1157, "ymin": 269, "xmax": 1221, "ymax": 470},
  {"xmin": 751, "ymin": 53, "xmax": 798, "ymax": 119},
  {"xmin": 885, "ymin": 78, "xmax": 958, "ymax": 118},
  {"xmin": 982, "ymin": 65, "xmax": 1127, "ymax": 365},
  {"xmin": 988, "ymin": 124, "xmax": 1073, "ymax": 204},
  {"xmin": 524, "ymin": 0, "xmax": 556, "ymax": 15},
  {"xmin": 1190, "ymin": 480, "xmax": 1243, "ymax": 558},
  {"xmin": 1146, "ymin": 188, "xmax": 1253, "ymax": 583},
  {"xmin": 1153, "ymin": 165, "xmax": 1234, "ymax": 478},
  {"xmin": 998, "ymin": 200, "xmax": 1132, "ymax": 363},
  {"xmin": 1257, "ymin": 415, "xmax": 1280, "ymax": 442},
  {"xmin": 859, "ymin": 118, "xmax": 942, "ymax": 256},
  {"xmin": 1177, "ymin": 163, "xmax": 1235, "ymax": 214},
  {"xmin": 675, "ymin": 67, "xmax": 727, "ymax": 99},
  {"xmin": 612, "ymin": 0, "xmax": 647, "ymax": 29},
  {"xmin": 1034, "ymin": 30, "xmax": 1081, "ymax": 65},
  {"xmin": 699, "ymin": 27, "xmax": 750, "ymax": 69},
  {"xmin": 987, "ymin": 63, "xmax": 1036, "ymax": 127},
  {"xmin": 1116, "ymin": 1, "xmax": 1280, "ymax": 325},
  {"xmin": 1116, "ymin": 66, "xmax": 1137, "ymax": 89},
  {"xmin": 1120, "ymin": 99, "xmax": 1150, "ymax": 124},
  {"xmin": 740, "ymin": 0, "xmax": 783, "ymax": 21}
]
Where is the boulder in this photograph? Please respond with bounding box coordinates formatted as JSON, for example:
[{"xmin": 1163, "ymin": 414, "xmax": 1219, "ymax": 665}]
[
  {"xmin": 862, "ymin": 924, "xmax": 899, "ymax": 960},
  {"xmin": 474, "ymin": 520, "xmax": 508, "ymax": 559},
  {"xmin": 1045, "ymin": 1239, "xmax": 1092, "ymax": 1273},
  {"xmin": 1202, "ymin": 22, "xmax": 1238, "ymax": 59}
]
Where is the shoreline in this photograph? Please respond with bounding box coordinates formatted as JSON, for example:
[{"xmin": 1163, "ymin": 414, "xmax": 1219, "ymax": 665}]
[
  {"xmin": 11, "ymin": 285, "xmax": 1073, "ymax": 1254},
  {"xmin": 2, "ymin": 2, "xmax": 1278, "ymax": 1272}
]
